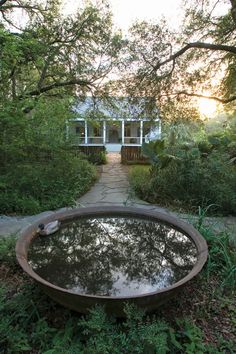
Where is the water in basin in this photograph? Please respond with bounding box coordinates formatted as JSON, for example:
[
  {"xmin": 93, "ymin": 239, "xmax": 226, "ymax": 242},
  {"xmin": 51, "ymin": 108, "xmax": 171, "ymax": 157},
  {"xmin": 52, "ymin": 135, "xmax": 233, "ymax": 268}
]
[{"xmin": 28, "ymin": 216, "xmax": 197, "ymax": 297}]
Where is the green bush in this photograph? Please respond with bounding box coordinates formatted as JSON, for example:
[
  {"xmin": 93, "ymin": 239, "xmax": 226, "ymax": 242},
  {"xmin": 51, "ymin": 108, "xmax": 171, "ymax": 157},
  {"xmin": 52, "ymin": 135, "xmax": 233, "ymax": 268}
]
[
  {"xmin": 0, "ymin": 99, "xmax": 97, "ymax": 215},
  {"xmin": 86, "ymin": 151, "xmax": 107, "ymax": 165},
  {"xmin": 129, "ymin": 166, "xmax": 152, "ymax": 200},
  {"xmin": 0, "ymin": 154, "xmax": 96, "ymax": 214},
  {"xmin": 130, "ymin": 148, "xmax": 236, "ymax": 215}
]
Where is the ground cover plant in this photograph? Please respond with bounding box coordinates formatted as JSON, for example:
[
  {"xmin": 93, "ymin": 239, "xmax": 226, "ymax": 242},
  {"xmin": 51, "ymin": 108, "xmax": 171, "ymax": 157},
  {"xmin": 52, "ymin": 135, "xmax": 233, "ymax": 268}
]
[{"xmin": 0, "ymin": 219, "xmax": 235, "ymax": 354}]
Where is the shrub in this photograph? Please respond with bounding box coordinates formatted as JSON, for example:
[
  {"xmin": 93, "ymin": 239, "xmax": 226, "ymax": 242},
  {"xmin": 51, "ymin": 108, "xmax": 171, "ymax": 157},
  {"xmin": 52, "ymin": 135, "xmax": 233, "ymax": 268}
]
[
  {"xmin": 86, "ymin": 151, "xmax": 107, "ymax": 165},
  {"xmin": 0, "ymin": 154, "xmax": 96, "ymax": 214},
  {"xmin": 130, "ymin": 147, "xmax": 236, "ymax": 215},
  {"xmin": 129, "ymin": 166, "xmax": 152, "ymax": 200},
  {"xmin": 0, "ymin": 99, "xmax": 97, "ymax": 215}
]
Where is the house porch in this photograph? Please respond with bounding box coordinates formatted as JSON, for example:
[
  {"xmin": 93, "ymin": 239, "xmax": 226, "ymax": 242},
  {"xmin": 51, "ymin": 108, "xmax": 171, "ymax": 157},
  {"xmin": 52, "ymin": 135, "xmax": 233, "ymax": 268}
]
[{"xmin": 69, "ymin": 119, "xmax": 161, "ymax": 152}]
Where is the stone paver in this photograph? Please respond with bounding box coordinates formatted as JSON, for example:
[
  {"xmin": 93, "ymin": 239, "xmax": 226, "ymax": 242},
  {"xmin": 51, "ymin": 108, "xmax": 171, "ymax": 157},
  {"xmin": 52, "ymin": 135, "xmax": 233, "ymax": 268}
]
[{"xmin": 0, "ymin": 152, "xmax": 235, "ymax": 239}]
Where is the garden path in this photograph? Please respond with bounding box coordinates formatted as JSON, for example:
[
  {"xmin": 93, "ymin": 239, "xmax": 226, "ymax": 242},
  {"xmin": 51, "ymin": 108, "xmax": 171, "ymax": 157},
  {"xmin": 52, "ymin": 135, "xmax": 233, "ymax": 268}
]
[
  {"xmin": 0, "ymin": 152, "xmax": 235, "ymax": 241},
  {"xmin": 77, "ymin": 153, "xmax": 131, "ymax": 206},
  {"xmin": 76, "ymin": 152, "xmax": 165, "ymax": 209},
  {"xmin": 77, "ymin": 152, "xmax": 175, "ymax": 212}
]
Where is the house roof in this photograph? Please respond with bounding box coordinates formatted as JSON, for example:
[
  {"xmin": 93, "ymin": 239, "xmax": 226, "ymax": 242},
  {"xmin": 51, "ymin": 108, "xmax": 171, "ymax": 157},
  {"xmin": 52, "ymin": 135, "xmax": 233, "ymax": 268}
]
[{"xmin": 73, "ymin": 96, "xmax": 160, "ymax": 120}]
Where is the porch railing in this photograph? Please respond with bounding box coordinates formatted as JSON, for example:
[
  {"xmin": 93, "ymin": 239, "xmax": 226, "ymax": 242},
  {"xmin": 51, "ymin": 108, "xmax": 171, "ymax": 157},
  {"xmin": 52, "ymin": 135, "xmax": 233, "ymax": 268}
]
[
  {"xmin": 87, "ymin": 136, "xmax": 103, "ymax": 144},
  {"xmin": 124, "ymin": 137, "xmax": 140, "ymax": 144},
  {"xmin": 121, "ymin": 146, "xmax": 149, "ymax": 164},
  {"xmin": 71, "ymin": 145, "xmax": 106, "ymax": 156}
]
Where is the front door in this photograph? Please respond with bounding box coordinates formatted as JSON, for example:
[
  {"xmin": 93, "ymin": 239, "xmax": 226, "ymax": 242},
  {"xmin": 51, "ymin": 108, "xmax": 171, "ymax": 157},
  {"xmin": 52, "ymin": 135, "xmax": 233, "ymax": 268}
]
[{"xmin": 106, "ymin": 122, "xmax": 122, "ymax": 143}]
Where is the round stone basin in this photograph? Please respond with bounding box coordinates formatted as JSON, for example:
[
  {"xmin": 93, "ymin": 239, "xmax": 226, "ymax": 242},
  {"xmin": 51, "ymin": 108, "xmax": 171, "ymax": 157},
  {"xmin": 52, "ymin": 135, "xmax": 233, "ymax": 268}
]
[{"xmin": 16, "ymin": 207, "xmax": 208, "ymax": 316}]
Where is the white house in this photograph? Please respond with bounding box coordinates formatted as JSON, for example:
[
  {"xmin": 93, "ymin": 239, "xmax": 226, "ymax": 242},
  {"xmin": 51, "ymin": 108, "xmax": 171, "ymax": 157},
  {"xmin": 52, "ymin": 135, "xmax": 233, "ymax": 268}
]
[{"xmin": 69, "ymin": 97, "xmax": 161, "ymax": 152}]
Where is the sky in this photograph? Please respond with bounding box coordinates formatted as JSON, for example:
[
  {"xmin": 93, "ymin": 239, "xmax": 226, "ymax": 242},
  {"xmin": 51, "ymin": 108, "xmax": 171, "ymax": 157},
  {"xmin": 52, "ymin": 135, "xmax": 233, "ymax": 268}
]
[
  {"xmin": 62, "ymin": 0, "xmax": 230, "ymax": 33},
  {"xmin": 107, "ymin": 0, "xmax": 183, "ymax": 31},
  {"xmin": 7, "ymin": 0, "xmax": 230, "ymax": 35},
  {"xmin": 62, "ymin": 0, "xmax": 184, "ymax": 32}
]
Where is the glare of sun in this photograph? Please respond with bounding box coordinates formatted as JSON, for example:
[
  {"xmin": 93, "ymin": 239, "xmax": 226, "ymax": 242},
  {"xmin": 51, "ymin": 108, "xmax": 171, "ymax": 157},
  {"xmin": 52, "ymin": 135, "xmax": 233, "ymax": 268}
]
[{"xmin": 198, "ymin": 97, "xmax": 217, "ymax": 117}]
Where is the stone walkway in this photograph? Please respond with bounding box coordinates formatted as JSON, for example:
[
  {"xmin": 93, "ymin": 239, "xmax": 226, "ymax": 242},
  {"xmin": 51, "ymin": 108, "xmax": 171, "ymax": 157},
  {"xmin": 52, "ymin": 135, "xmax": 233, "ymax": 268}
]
[
  {"xmin": 0, "ymin": 152, "xmax": 235, "ymax": 240},
  {"xmin": 77, "ymin": 153, "xmax": 131, "ymax": 207},
  {"xmin": 77, "ymin": 153, "xmax": 171, "ymax": 210}
]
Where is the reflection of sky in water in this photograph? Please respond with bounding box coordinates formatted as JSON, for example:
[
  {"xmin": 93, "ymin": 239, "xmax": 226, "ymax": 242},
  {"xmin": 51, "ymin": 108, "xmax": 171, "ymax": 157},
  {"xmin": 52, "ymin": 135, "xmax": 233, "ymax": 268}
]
[
  {"xmin": 70, "ymin": 269, "xmax": 173, "ymax": 296},
  {"xmin": 28, "ymin": 217, "xmax": 197, "ymax": 297}
]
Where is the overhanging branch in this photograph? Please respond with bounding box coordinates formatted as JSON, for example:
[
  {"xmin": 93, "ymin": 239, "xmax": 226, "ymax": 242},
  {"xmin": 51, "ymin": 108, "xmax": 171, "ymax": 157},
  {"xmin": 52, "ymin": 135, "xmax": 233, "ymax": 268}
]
[
  {"xmin": 23, "ymin": 79, "xmax": 93, "ymax": 97},
  {"xmin": 0, "ymin": 0, "xmax": 8, "ymax": 7},
  {"xmin": 0, "ymin": 0, "xmax": 44, "ymax": 12},
  {"xmin": 170, "ymin": 91, "xmax": 236, "ymax": 104},
  {"xmin": 1, "ymin": 4, "xmax": 43, "ymax": 11},
  {"xmin": 154, "ymin": 42, "xmax": 236, "ymax": 71}
]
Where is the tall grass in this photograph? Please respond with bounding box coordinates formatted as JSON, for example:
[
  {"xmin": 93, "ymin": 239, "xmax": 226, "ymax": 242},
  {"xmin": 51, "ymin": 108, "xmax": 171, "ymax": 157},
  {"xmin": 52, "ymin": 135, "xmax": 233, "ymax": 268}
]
[{"xmin": 197, "ymin": 225, "xmax": 236, "ymax": 290}]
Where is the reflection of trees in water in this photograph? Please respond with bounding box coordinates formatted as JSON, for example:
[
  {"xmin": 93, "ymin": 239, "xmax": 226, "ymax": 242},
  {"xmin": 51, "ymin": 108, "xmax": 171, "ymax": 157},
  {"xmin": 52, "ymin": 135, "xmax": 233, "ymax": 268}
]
[{"xmin": 28, "ymin": 217, "xmax": 197, "ymax": 296}]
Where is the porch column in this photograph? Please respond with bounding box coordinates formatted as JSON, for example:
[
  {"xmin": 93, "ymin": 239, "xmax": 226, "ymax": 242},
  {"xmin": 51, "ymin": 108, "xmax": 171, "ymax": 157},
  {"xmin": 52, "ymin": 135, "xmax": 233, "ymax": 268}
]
[
  {"xmin": 122, "ymin": 120, "xmax": 125, "ymax": 145},
  {"xmin": 140, "ymin": 120, "xmax": 143, "ymax": 145},
  {"xmin": 85, "ymin": 120, "xmax": 88, "ymax": 144},
  {"xmin": 103, "ymin": 120, "xmax": 106, "ymax": 145}
]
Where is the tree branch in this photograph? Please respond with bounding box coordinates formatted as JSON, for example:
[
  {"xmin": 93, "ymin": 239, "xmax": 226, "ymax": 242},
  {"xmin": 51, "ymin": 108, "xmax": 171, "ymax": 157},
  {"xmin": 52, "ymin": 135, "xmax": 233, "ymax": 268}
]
[
  {"xmin": 48, "ymin": 12, "xmax": 95, "ymax": 46},
  {"xmin": 169, "ymin": 91, "xmax": 236, "ymax": 104},
  {"xmin": 0, "ymin": 0, "xmax": 45, "ymax": 12},
  {"xmin": 0, "ymin": 10, "xmax": 23, "ymax": 30},
  {"xmin": 37, "ymin": 53, "xmax": 55, "ymax": 90},
  {"xmin": 0, "ymin": 0, "xmax": 8, "ymax": 7},
  {"xmin": 154, "ymin": 42, "xmax": 236, "ymax": 71},
  {"xmin": 23, "ymin": 79, "xmax": 93, "ymax": 97},
  {"xmin": 1, "ymin": 4, "xmax": 42, "ymax": 11}
]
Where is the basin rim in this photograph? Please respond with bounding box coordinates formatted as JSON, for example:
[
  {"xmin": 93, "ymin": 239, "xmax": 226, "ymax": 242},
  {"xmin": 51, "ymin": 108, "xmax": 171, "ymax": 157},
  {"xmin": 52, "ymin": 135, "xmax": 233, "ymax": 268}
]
[{"xmin": 16, "ymin": 206, "xmax": 208, "ymax": 300}]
